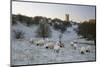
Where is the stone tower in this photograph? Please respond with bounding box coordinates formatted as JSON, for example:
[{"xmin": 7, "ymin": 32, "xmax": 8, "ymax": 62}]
[{"xmin": 65, "ymin": 14, "xmax": 69, "ymax": 22}]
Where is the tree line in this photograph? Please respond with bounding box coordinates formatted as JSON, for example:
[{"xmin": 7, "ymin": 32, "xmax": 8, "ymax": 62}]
[{"xmin": 77, "ymin": 19, "xmax": 96, "ymax": 44}]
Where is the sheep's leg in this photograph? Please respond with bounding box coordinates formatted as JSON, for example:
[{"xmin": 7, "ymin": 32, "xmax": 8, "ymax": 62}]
[
  {"xmin": 54, "ymin": 50, "xmax": 59, "ymax": 53},
  {"xmin": 56, "ymin": 50, "xmax": 59, "ymax": 53},
  {"xmin": 81, "ymin": 51, "xmax": 85, "ymax": 54},
  {"xmin": 36, "ymin": 43, "xmax": 39, "ymax": 46},
  {"xmin": 46, "ymin": 46, "xmax": 49, "ymax": 49},
  {"xmin": 86, "ymin": 50, "xmax": 90, "ymax": 53},
  {"xmin": 74, "ymin": 47, "xmax": 76, "ymax": 50}
]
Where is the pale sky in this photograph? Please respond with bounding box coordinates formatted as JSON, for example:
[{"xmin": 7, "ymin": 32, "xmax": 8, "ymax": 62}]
[{"xmin": 12, "ymin": 1, "xmax": 96, "ymax": 22}]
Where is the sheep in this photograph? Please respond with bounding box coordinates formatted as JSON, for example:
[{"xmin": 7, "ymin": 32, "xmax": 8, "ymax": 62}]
[
  {"xmin": 45, "ymin": 41, "xmax": 63, "ymax": 53},
  {"xmin": 85, "ymin": 45, "xmax": 91, "ymax": 53},
  {"xmin": 35, "ymin": 39, "xmax": 45, "ymax": 46},
  {"xmin": 80, "ymin": 47, "xmax": 86, "ymax": 54},
  {"xmin": 70, "ymin": 41, "xmax": 77, "ymax": 49},
  {"xmin": 73, "ymin": 43, "xmax": 77, "ymax": 49},
  {"xmin": 29, "ymin": 38, "xmax": 44, "ymax": 46},
  {"xmin": 70, "ymin": 41, "xmax": 74, "ymax": 46},
  {"xmin": 80, "ymin": 45, "xmax": 91, "ymax": 54},
  {"xmin": 45, "ymin": 42, "xmax": 54, "ymax": 49}
]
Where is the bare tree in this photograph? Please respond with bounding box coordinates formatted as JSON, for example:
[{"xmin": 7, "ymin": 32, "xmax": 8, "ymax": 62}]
[{"xmin": 36, "ymin": 18, "xmax": 51, "ymax": 40}]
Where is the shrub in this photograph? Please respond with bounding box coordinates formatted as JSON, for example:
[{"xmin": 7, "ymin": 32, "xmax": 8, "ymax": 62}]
[{"xmin": 13, "ymin": 30, "xmax": 24, "ymax": 39}]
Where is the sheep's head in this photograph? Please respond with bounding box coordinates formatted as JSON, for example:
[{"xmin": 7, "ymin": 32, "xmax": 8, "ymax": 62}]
[{"xmin": 59, "ymin": 43, "xmax": 64, "ymax": 48}]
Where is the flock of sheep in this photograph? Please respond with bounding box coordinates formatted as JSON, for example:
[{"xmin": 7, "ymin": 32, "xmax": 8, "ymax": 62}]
[
  {"xmin": 29, "ymin": 38, "xmax": 91, "ymax": 54},
  {"xmin": 70, "ymin": 41, "xmax": 91, "ymax": 54}
]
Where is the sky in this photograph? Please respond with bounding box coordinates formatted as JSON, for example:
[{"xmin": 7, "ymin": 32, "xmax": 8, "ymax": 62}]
[{"xmin": 12, "ymin": 1, "xmax": 96, "ymax": 22}]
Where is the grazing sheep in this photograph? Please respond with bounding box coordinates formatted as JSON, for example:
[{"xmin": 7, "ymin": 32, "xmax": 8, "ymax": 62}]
[
  {"xmin": 45, "ymin": 41, "xmax": 63, "ymax": 53},
  {"xmin": 70, "ymin": 41, "xmax": 77, "ymax": 49},
  {"xmin": 80, "ymin": 47, "xmax": 86, "ymax": 54},
  {"xmin": 45, "ymin": 42, "xmax": 54, "ymax": 49},
  {"xmin": 73, "ymin": 43, "xmax": 77, "ymax": 49},
  {"xmin": 70, "ymin": 42, "xmax": 74, "ymax": 46},
  {"xmin": 34, "ymin": 39, "xmax": 45, "ymax": 46},
  {"xmin": 85, "ymin": 45, "xmax": 91, "ymax": 53}
]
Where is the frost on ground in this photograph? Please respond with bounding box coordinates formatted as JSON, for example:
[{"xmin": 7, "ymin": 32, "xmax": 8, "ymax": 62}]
[{"xmin": 11, "ymin": 22, "xmax": 96, "ymax": 65}]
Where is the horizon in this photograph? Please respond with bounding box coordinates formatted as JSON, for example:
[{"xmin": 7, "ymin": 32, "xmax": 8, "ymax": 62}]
[{"xmin": 12, "ymin": 1, "xmax": 96, "ymax": 22}]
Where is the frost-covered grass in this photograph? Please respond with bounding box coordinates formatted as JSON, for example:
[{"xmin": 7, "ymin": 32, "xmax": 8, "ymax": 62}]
[{"xmin": 11, "ymin": 22, "xmax": 96, "ymax": 65}]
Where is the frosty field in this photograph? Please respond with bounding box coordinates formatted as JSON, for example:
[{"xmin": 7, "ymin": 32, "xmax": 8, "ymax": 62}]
[{"xmin": 11, "ymin": 22, "xmax": 96, "ymax": 65}]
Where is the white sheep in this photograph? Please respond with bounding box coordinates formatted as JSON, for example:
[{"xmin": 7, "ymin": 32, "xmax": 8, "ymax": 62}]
[
  {"xmin": 80, "ymin": 47, "xmax": 86, "ymax": 54},
  {"xmin": 74, "ymin": 43, "xmax": 77, "ymax": 49},
  {"xmin": 34, "ymin": 39, "xmax": 45, "ymax": 46},
  {"xmin": 70, "ymin": 41, "xmax": 77, "ymax": 49},
  {"xmin": 45, "ymin": 41, "xmax": 62, "ymax": 53},
  {"xmin": 45, "ymin": 42, "xmax": 55, "ymax": 49},
  {"xmin": 70, "ymin": 41, "xmax": 74, "ymax": 46}
]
